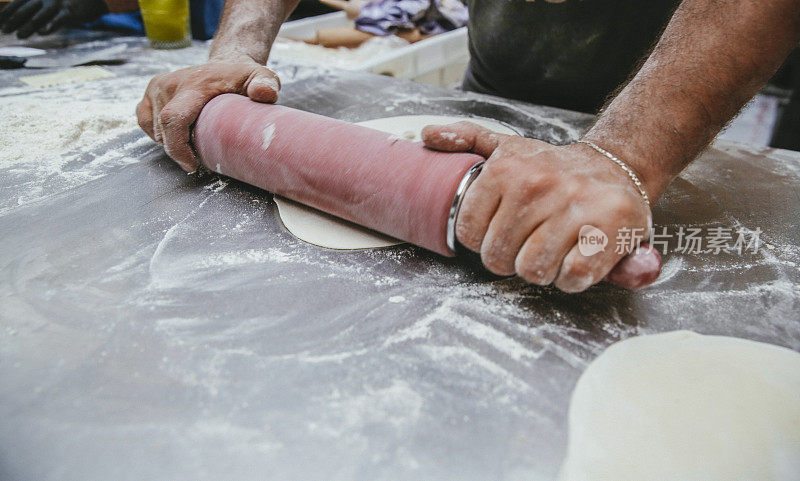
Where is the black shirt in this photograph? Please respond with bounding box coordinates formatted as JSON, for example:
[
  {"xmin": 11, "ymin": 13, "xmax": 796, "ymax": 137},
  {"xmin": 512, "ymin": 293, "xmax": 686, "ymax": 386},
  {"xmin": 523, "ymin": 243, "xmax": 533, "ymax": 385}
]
[{"xmin": 464, "ymin": 0, "xmax": 680, "ymax": 113}]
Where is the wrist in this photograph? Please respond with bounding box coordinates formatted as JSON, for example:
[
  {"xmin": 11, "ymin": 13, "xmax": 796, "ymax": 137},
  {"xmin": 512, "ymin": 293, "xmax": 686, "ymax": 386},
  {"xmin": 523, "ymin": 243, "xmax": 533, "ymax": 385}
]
[
  {"xmin": 210, "ymin": 11, "xmax": 283, "ymax": 65},
  {"xmin": 207, "ymin": 52, "xmax": 264, "ymax": 65},
  {"xmin": 581, "ymin": 132, "xmax": 672, "ymax": 203},
  {"xmin": 574, "ymin": 139, "xmax": 652, "ymax": 206}
]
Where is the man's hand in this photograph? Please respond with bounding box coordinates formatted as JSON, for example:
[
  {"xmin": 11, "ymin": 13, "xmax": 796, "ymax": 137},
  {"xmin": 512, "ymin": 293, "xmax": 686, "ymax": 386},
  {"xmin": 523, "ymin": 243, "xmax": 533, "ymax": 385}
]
[
  {"xmin": 137, "ymin": 0, "xmax": 297, "ymax": 171},
  {"xmin": 0, "ymin": 0, "xmax": 107, "ymax": 38},
  {"xmin": 422, "ymin": 121, "xmax": 652, "ymax": 293},
  {"xmin": 136, "ymin": 61, "xmax": 281, "ymax": 173}
]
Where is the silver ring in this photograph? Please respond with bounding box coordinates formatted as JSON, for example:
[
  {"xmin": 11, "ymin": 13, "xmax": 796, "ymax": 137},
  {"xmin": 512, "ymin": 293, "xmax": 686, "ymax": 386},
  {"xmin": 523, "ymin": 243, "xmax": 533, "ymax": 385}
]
[{"xmin": 446, "ymin": 161, "xmax": 485, "ymax": 254}]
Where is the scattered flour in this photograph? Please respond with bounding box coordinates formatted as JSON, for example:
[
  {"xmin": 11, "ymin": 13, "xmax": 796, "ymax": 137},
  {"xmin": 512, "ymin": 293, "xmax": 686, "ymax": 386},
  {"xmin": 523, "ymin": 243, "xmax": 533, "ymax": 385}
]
[
  {"xmin": 0, "ymin": 89, "xmax": 149, "ymax": 212},
  {"xmin": 0, "ymin": 95, "xmax": 140, "ymax": 171},
  {"xmin": 203, "ymin": 179, "xmax": 229, "ymax": 192}
]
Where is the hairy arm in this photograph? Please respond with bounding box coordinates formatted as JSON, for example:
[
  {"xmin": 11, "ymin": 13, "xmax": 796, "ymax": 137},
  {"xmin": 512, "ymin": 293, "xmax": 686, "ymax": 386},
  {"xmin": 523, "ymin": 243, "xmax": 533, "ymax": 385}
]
[
  {"xmin": 421, "ymin": 0, "xmax": 800, "ymax": 292},
  {"xmin": 586, "ymin": 0, "xmax": 800, "ymax": 202},
  {"xmin": 137, "ymin": 0, "xmax": 300, "ymax": 172},
  {"xmin": 210, "ymin": 0, "xmax": 300, "ymax": 63}
]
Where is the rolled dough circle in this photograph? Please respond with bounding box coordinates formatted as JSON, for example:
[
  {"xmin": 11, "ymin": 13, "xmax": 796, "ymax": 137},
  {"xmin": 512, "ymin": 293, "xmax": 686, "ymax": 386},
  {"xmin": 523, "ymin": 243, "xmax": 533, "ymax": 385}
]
[
  {"xmin": 274, "ymin": 197, "xmax": 399, "ymax": 250},
  {"xmin": 275, "ymin": 115, "xmax": 519, "ymax": 250},
  {"xmin": 559, "ymin": 330, "xmax": 800, "ymax": 481}
]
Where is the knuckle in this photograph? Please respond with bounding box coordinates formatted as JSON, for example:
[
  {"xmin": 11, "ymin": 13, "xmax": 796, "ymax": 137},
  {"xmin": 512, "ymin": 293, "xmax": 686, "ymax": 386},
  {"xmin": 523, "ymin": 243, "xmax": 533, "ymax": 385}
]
[
  {"xmin": 535, "ymin": 171, "xmax": 556, "ymax": 186},
  {"xmin": 137, "ymin": 113, "xmax": 151, "ymax": 131},
  {"xmin": 136, "ymin": 106, "xmax": 151, "ymax": 126},
  {"xmin": 156, "ymin": 108, "xmax": 173, "ymax": 125},
  {"xmin": 482, "ymin": 156, "xmax": 510, "ymax": 179},
  {"xmin": 478, "ymin": 159, "xmax": 510, "ymax": 182},
  {"xmin": 158, "ymin": 107, "xmax": 186, "ymax": 130},
  {"xmin": 561, "ymin": 178, "xmax": 586, "ymax": 200},
  {"xmin": 605, "ymin": 195, "xmax": 639, "ymax": 223},
  {"xmin": 478, "ymin": 162, "xmax": 497, "ymax": 181},
  {"xmin": 148, "ymin": 73, "xmax": 165, "ymax": 89},
  {"xmin": 517, "ymin": 173, "xmax": 552, "ymax": 199}
]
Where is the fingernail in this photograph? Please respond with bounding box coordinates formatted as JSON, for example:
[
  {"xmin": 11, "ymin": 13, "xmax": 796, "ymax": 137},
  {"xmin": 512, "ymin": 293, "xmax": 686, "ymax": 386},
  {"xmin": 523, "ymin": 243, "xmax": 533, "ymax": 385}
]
[
  {"xmin": 253, "ymin": 75, "xmax": 280, "ymax": 92},
  {"xmin": 265, "ymin": 76, "xmax": 280, "ymax": 92}
]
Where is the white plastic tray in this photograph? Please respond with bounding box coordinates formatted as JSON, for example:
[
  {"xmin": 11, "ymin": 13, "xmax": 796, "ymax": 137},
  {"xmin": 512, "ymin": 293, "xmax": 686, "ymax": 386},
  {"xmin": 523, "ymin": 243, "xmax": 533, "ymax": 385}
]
[{"xmin": 277, "ymin": 12, "xmax": 469, "ymax": 87}]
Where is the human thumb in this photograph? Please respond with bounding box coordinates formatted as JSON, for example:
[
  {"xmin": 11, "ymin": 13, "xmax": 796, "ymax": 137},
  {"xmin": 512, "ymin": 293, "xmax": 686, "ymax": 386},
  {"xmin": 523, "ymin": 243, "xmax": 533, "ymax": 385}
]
[
  {"xmin": 421, "ymin": 121, "xmax": 506, "ymax": 158},
  {"xmin": 244, "ymin": 67, "xmax": 281, "ymax": 103}
]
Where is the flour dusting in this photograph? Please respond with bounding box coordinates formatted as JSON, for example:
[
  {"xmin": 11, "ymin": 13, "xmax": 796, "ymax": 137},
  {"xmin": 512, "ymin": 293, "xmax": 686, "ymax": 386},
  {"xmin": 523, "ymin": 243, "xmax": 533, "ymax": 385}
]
[
  {"xmin": 0, "ymin": 77, "xmax": 155, "ymax": 213},
  {"xmin": 261, "ymin": 123, "xmax": 276, "ymax": 150},
  {"xmin": 0, "ymin": 96, "xmax": 140, "ymax": 170}
]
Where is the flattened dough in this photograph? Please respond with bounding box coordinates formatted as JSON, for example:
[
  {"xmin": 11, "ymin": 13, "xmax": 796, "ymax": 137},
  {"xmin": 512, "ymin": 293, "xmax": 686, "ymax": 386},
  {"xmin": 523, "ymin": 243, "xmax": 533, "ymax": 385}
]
[
  {"xmin": 276, "ymin": 115, "xmax": 519, "ymax": 250},
  {"xmin": 275, "ymin": 197, "xmax": 399, "ymax": 249},
  {"xmin": 559, "ymin": 330, "xmax": 800, "ymax": 481}
]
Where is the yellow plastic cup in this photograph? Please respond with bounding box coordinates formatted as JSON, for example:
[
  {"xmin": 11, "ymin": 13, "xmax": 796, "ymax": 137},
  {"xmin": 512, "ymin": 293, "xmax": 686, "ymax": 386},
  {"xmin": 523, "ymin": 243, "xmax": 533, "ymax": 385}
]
[{"xmin": 139, "ymin": 0, "xmax": 191, "ymax": 49}]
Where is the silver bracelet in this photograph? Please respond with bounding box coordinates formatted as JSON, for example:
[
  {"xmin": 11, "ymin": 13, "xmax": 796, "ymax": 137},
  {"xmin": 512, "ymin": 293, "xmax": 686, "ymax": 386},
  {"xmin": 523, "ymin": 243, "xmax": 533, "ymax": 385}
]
[{"xmin": 576, "ymin": 139, "xmax": 650, "ymax": 206}]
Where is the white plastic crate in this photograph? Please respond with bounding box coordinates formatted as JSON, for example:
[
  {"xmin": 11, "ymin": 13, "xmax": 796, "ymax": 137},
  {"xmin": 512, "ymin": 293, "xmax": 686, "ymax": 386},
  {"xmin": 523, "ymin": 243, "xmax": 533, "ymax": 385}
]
[{"xmin": 277, "ymin": 12, "xmax": 469, "ymax": 87}]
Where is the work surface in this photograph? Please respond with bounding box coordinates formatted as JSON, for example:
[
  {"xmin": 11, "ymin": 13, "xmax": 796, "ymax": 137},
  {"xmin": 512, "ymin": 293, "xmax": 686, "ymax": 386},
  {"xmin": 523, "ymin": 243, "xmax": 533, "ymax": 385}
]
[{"xmin": 1, "ymin": 34, "xmax": 799, "ymax": 481}]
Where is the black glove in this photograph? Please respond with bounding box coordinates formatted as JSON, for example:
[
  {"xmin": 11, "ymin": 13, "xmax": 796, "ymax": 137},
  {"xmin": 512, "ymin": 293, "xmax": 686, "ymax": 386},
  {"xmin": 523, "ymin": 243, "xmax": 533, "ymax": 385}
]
[{"xmin": 0, "ymin": 0, "xmax": 108, "ymax": 39}]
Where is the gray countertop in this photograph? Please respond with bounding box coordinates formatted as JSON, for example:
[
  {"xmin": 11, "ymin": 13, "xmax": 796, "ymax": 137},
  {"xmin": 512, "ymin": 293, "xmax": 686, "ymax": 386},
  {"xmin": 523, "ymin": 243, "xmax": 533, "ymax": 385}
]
[{"xmin": 1, "ymin": 34, "xmax": 799, "ymax": 481}]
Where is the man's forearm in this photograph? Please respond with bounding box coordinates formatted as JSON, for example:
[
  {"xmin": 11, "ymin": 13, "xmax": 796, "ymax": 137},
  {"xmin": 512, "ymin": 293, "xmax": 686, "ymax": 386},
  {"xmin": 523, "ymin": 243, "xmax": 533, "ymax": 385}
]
[
  {"xmin": 585, "ymin": 0, "xmax": 800, "ymax": 201},
  {"xmin": 209, "ymin": 0, "xmax": 300, "ymax": 64}
]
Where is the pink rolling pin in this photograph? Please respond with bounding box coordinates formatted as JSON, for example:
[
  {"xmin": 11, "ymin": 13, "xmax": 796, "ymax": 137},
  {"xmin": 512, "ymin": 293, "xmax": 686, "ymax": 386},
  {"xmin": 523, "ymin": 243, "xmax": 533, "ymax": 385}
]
[{"xmin": 192, "ymin": 94, "xmax": 661, "ymax": 289}]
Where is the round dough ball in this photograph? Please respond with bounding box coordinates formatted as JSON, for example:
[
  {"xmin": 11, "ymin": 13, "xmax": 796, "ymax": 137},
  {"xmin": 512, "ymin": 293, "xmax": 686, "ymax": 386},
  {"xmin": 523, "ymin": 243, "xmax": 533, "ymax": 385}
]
[{"xmin": 559, "ymin": 330, "xmax": 800, "ymax": 481}]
